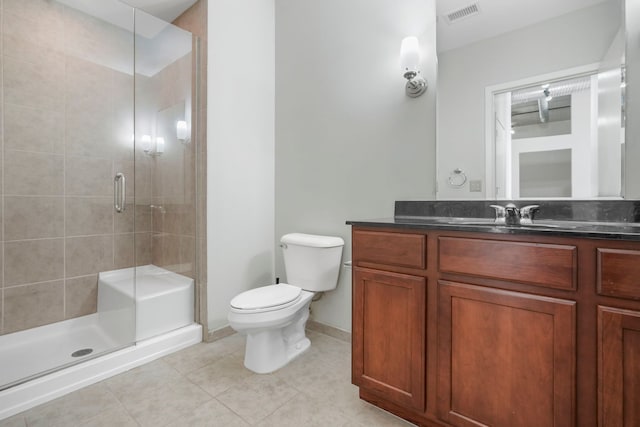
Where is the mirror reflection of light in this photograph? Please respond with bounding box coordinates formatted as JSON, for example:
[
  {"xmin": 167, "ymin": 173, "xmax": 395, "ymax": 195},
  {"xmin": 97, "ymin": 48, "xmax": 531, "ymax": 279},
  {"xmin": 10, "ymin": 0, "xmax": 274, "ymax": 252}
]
[
  {"xmin": 141, "ymin": 134, "xmax": 152, "ymax": 153},
  {"xmin": 156, "ymin": 137, "xmax": 165, "ymax": 154},
  {"xmin": 598, "ymin": 69, "xmax": 620, "ymax": 80},
  {"xmin": 598, "ymin": 117, "xmax": 620, "ymax": 127},
  {"xmin": 176, "ymin": 120, "xmax": 188, "ymax": 140}
]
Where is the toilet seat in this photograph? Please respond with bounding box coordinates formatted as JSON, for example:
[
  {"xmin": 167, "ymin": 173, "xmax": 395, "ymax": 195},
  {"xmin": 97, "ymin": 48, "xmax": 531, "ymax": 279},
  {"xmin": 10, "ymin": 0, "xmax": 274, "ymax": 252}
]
[{"xmin": 230, "ymin": 284, "xmax": 302, "ymax": 313}]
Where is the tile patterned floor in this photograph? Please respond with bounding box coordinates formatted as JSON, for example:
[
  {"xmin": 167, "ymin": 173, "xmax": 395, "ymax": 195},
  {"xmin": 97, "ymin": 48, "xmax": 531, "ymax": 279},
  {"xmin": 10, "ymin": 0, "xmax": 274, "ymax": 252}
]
[{"xmin": 1, "ymin": 331, "xmax": 413, "ymax": 426}]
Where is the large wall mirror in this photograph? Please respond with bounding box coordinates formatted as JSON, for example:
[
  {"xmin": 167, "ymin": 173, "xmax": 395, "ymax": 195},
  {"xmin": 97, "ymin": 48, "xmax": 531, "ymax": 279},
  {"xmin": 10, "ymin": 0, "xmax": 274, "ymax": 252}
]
[{"xmin": 436, "ymin": 0, "xmax": 637, "ymax": 200}]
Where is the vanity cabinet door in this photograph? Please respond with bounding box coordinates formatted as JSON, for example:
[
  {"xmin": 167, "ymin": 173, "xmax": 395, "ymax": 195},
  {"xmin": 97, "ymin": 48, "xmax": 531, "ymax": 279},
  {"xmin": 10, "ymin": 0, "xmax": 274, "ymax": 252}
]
[
  {"xmin": 598, "ymin": 306, "xmax": 640, "ymax": 427},
  {"xmin": 352, "ymin": 267, "xmax": 426, "ymax": 412},
  {"xmin": 437, "ymin": 281, "xmax": 576, "ymax": 427}
]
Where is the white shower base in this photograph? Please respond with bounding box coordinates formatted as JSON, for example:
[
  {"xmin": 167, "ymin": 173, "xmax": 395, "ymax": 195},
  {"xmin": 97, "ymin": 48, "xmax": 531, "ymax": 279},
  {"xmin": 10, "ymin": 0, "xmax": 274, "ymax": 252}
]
[
  {"xmin": 0, "ymin": 314, "xmax": 121, "ymax": 391},
  {"xmin": 0, "ymin": 265, "xmax": 201, "ymax": 421}
]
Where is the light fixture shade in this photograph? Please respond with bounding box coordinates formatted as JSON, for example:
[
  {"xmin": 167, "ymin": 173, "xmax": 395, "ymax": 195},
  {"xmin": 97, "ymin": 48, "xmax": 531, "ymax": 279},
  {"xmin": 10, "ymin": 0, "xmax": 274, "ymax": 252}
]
[
  {"xmin": 176, "ymin": 120, "xmax": 188, "ymax": 140},
  {"xmin": 156, "ymin": 137, "xmax": 165, "ymax": 154},
  {"xmin": 400, "ymin": 36, "xmax": 420, "ymax": 72}
]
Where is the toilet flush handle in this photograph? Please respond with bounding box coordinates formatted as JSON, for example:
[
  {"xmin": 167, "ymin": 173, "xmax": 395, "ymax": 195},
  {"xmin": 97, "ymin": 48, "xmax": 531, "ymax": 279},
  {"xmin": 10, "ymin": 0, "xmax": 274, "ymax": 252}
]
[{"xmin": 280, "ymin": 243, "xmax": 288, "ymax": 249}]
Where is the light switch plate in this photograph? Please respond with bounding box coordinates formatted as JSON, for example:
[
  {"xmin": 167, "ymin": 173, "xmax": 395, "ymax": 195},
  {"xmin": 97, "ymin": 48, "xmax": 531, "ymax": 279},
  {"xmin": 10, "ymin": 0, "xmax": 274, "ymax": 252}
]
[{"xmin": 470, "ymin": 180, "xmax": 482, "ymax": 192}]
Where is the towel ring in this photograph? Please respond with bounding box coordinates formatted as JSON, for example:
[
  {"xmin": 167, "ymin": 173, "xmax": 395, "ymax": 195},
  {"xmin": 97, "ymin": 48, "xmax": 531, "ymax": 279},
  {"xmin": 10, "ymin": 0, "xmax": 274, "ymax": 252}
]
[{"xmin": 447, "ymin": 168, "xmax": 467, "ymax": 188}]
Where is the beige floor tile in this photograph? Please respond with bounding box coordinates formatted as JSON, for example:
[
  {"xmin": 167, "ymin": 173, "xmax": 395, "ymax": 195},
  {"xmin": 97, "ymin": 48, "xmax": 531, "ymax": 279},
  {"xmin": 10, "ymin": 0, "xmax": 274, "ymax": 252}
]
[
  {"xmin": 307, "ymin": 332, "xmax": 352, "ymax": 371},
  {"xmin": 22, "ymin": 383, "xmax": 120, "ymax": 427},
  {"xmin": 1, "ymin": 330, "xmax": 418, "ymax": 427},
  {"xmin": 119, "ymin": 378, "xmax": 212, "ymax": 427},
  {"xmin": 163, "ymin": 339, "xmax": 240, "ymax": 375},
  {"xmin": 104, "ymin": 359, "xmax": 183, "ymax": 401},
  {"xmin": 78, "ymin": 406, "xmax": 138, "ymax": 427},
  {"xmin": 286, "ymin": 360, "xmax": 410, "ymax": 426},
  {"xmin": 162, "ymin": 399, "xmax": 250, "ymax": 427},
  {"xmin": 0, "ymin": 415, "xmax": 25, "ymax": 427},
  {"xmin": 255, "ymin": 393, "xmax": 350, "ymax": 427},
  {"xmin": 321, "ymin": 380, "xmax": 414, "ymax": 426},
  {"xmin": 186, "ymin": 354, "xmax": 252, "ymax": 397},
  {"xmin": 216, "ymin": 373, "xmax": 298, "ymax": 425},
  {"xmin": 341, "ymin": 403, "xmax": 415, "ymax": 426},
  {"xmin": 274, "ymin": 353, "xmax": 350, "ymax": 402}
]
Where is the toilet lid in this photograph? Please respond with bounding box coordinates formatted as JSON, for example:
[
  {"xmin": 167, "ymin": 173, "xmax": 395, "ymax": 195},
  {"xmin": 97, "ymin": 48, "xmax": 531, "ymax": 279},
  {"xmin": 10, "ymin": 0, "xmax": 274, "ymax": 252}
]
[{"xmin": 230, "ymin": 284, "xmax": 302, "ymax": 310}]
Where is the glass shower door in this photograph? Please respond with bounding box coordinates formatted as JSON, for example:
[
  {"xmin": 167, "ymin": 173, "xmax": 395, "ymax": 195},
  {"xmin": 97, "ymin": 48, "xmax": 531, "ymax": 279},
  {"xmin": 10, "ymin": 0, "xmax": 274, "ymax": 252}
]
[
  {"xmin": 0, "ymin": 0, "xmax": 137, "ymax": 390},
  {"xmin": 132, "ymin": 8, "xmax": 196, "ymax": 340}
]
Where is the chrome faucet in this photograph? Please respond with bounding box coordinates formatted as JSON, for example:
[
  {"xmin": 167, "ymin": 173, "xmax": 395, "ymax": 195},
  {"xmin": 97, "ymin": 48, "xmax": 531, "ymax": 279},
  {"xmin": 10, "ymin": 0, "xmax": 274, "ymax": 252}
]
[
  {"xmin": 490, "ymin": 203, "xmax": 540, "ymax": 225},
  {"xmin": 489, "ymin": 204, "xmax": 508, "ymax": 224},
  {"xmin": 504, "ymin": 203, "xmax": 520, "ymax": 226},
  {"xmin": 520, "ymin": 205, "xmax": 540, "ymax": 224}
]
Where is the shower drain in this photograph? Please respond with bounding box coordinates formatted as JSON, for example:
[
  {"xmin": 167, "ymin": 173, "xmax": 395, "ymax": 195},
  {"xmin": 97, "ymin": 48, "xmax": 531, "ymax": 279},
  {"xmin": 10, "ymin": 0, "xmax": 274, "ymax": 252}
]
[{"xmin": 71, "ymin": 348, "xmax": 93, "ymax": 358}]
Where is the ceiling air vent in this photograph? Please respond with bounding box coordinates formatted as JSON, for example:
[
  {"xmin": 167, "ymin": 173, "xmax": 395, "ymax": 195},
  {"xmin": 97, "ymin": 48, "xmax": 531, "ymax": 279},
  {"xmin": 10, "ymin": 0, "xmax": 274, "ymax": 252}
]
[{"xmin": 444, "ymin": 2, "xmax": 480, "ymax": 24}]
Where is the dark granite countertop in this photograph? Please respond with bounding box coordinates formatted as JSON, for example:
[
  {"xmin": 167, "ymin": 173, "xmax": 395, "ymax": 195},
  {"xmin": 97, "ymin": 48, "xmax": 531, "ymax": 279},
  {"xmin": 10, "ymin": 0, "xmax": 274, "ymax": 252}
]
[{"xmin": 346, "ymin": 200, "xmax": 640, "ymax": 242}]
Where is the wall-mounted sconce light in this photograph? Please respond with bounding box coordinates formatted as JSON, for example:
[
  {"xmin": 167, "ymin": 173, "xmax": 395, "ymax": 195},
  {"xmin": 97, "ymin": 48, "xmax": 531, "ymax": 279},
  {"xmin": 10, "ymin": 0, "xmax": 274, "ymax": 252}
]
[
  {"xmin": 400, "ymin": 36, "xmax": 427, "ymax": 98},
  {"xmin": 156, "ymin": 137, "xmax": 165, "ymax": 154},
  {"xmin": 176, "ymin": 120, "xmax": 190, "ymax": 144}
]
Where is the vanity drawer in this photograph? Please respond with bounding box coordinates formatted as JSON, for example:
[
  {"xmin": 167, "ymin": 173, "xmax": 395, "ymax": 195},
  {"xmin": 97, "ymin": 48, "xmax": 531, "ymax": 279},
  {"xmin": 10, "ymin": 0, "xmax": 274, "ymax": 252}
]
[
  {"xmin": 598, "ymin": 249, "xmax": 640, "ymax": 300},
  {"xmin": 438, "ymin": 237, "xmax": 577, "ymax": 290},
  {"xmin": 353, "ymin": 230, "xmax": 426, "ymax": 269}
]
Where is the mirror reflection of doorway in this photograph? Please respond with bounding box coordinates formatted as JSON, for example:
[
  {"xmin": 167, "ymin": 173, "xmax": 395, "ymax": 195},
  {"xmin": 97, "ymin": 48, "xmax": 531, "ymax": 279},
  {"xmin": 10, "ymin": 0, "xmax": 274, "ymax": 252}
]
[
  {"xmin": 519, "ymin": 149, "xmax": 572, "ymax": 198},
  {"xmin": 492, "ymin": 69, "xmax": 624, "ymax": 199}
]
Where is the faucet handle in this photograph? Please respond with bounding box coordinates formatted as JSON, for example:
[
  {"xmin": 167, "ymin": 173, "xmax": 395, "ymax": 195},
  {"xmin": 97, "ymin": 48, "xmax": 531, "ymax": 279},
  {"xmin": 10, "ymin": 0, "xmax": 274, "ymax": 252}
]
[
  {"xmin": 504, "ymin": 202, "xmax": 519, "ymax": 215},
  {"xmin": 489, "ymin": 205, "xmax": 506, "ymax": 224},
  {"xmin": 520, "ymin": 205, "xmax": 540, "ymax": 224}
]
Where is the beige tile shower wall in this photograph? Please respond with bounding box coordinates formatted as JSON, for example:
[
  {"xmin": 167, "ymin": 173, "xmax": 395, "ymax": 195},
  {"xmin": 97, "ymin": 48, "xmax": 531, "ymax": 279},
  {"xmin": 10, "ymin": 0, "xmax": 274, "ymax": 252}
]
[
  {"xmin": 148, "ymin": 54, "xmax": 196, "ymax": 279},
  {"xmin": 0, "ymin": 1, "xmax": 137, "ymax": 335}
]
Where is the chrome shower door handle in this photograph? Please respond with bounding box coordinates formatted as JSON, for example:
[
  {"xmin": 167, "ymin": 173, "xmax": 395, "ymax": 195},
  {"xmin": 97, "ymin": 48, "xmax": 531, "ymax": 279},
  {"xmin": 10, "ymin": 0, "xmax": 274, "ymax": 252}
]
[{"xmin": 114, "ymin": 173, "xmax": 126, "ymax": 213}]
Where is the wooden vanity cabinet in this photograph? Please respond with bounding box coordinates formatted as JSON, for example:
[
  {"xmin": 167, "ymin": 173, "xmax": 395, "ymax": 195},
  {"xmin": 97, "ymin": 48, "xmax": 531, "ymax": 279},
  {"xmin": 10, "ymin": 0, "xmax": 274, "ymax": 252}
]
[
  {"xmin": 437, "ymin": 236, "xmax": 577, "ymax": 426},
  {"xmin": 437, "ymin": 281, "xmax": 575, "ymax": 427},
  {"xmin": 598, "ymin": 306, "xmax": 640, "ymax": 426},
  {"xmin": 596, "ymin": 247, "xmax": 640, "ymax": 427},
  {"xmin": 351, "ymin": 226, "xmax": 640, "ymax": 427},
  {"xmin": 351, "ymin": 230, "xmax": 428, "ymax": 412},
  {"xmin": 352, "ymin": 267, "xmax": 426, "ymax": 411}
]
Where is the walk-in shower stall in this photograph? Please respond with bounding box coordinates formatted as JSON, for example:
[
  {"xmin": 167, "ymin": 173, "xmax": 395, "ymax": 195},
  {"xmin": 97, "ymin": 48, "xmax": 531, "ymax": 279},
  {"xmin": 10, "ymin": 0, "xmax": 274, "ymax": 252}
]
[{"xmin": 0, "ymin": 0, "xmax": 200, "ymax": 417}]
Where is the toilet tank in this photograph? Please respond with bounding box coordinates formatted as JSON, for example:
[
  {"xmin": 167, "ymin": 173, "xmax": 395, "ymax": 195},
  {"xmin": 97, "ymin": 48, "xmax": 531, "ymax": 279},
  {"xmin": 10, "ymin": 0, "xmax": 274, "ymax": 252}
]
[{"xmin": 281, "ymin": 233, "xmax": 344, "ymax": 292}]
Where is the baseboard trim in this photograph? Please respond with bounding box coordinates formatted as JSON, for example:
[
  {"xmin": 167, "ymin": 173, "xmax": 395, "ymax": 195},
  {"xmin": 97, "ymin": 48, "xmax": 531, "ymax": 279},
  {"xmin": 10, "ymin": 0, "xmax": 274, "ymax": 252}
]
[
  {"xmin": 207, "ymin": 325, "xmax": 236, "ymax": 342},
  {"xmin": 306, "ymin": 320, "xmax": 351, "ymax": 343},
  {"xmin": 207, "ymin": 321, "xmax": 351, "ymax": 343}
]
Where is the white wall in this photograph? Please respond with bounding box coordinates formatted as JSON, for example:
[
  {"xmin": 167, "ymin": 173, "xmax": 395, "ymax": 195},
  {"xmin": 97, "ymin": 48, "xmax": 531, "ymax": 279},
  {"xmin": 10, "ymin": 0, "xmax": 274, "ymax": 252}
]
[
  {"xmin": 625, "ymin": 0, "xmax": 640, "ymax": 198},
  {"xmin": 274, "ymin": 0, "xmax": 437, "ymax": 333},
  {"xmin": 437, "ymin": 2, "xmax": 621, "ymax": 199},
  {"xmin": 207, "ymin": 0, "xmax": 276, "ymax": 331}
]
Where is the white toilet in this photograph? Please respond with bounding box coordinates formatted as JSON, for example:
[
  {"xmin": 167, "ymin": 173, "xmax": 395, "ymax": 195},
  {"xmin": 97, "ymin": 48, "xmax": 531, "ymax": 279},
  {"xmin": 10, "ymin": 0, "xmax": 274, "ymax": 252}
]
[{"xmin": 228, "ymin": 233, "xmax": 344, "ymax": 374}]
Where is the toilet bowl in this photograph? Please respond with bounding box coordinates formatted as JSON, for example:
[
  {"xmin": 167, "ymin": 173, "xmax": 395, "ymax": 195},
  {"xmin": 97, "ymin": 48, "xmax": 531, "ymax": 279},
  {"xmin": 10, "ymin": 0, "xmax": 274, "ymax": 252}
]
[
  {"xmin": 228, "ymin": 233, "xmax": 344, "ymax": 374},
  {"xmin": 229, "ymin": 285, "xmax": 314, "ymax": 373}
]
